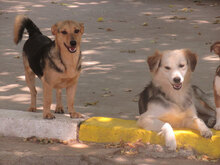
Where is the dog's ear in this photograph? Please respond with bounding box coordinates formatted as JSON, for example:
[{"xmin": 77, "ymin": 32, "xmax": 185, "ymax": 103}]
[
  {"xmin": 79, "ymin": 23, "xmax": 84, "ymax": 34},
  {"xmin": 184, "ymin": 49, "xmax": 198, "ymax": 72},
  {"xmin": 147, "ymin": 51, "xmax": 162, "ymax": 72},
  {"xmin": 51, "ymin": 24, "xmax": 58, "ymax": 35},
  {"xmin": 210, "ymin": 41, "xmax": 220, "ymax": 56}
]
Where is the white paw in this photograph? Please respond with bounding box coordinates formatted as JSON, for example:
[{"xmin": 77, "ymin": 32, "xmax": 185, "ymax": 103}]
[
  {"xmin": 201, "ymin": 129, "xmax": 212, "ymax": 138},
  {"xmin": 214, "ymin": 123, "xmax": 220, "ymax": 130},
  {"xmin": 165, "ymin": 137, "xmax": 177, "ymax": 151},
  {"xmin": 159, "ymin": 123, "xmax": 177, "ymax": 151}
]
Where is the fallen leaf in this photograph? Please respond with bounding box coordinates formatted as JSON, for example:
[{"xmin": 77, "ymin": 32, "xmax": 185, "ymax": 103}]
[
  {"xmin": 102, "ymin": 90, "xmax": 113, "ymax": 97},
  {"xmin": 120, "ymin": 50, "xmax": 136, "ymax": 53},
  {"xmin": 168, "ymin": 5, "xmax": 174, "ymax": 8},
  {"xmin": 150, "ymin": 40, "xmax": 157, "ymax": 44},
  {"xmin": 84, "ymin": 101, "xmax": 99, "ymax": 107},
  {"xmin": 193, "ymin": 25, "xmax": 199, "ymax": 28},
  {"xmin": 14, "ymin": 56, "xmax": 20, "ymax": 59},
  {"xmin": 180, "ymin": 8, "xmax": 194, "ymax": 12},
  {"xmin": 97, "ymin": 17, "xmax": 104, "ymax": 22},
  {"xmin": 213, "ymin": 20, "xmax": 220, "ymax": 24},
  {"xmin": 102, "ymin": 88, "xmax": 110, "ymax": 91},
  {"xmin": 106, "ymin": 28, "xmax": 114, "ymax": 31},
  {"xmin": 124, "ymin": 88, "xmax": 132, "ymax": 92},
  {"xmin": 132, "ymin": 98, "xmax": 139, "ymax": 102},
  {"xmin": 60, "ymin": 3, "xmax": 69, "ymax": 6},
  {"xmin": 170, "ymin": 16, "xmax": 187, "ymax": 20},
  {"xmin": 198, "ymin": 32, "xmax": 202, "ymax": 35},
  {"xmin": 142, "ymin": 22, "xmax": 148, "ymax": 26}
]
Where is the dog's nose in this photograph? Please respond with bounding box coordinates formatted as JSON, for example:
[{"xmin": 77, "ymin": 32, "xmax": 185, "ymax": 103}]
[
  {"xmin": 173, "ymin": 77, "xmax": 181, "ymax": 83},
  {"xmin": 70, "ymin": 40, "xmax": 76, "ymax": 46}
]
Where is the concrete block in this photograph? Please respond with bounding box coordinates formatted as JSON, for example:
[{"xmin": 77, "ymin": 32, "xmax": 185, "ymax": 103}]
[
  {"xmin": 79, "ymin": 117, "xmax": 220, "ymax": 158},
  {"xmin": 0, "ymin": 109, "xmax": 85, "ymax": 140}
]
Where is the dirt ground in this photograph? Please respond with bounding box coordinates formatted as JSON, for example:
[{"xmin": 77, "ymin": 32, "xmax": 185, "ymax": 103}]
[
  {"xmin": 0, "ymin": 136, "xmax": 219, "ymax": 165},
  {"xmin": 0, "ymin": 0, "xmax": 220, "ymax": 164}
]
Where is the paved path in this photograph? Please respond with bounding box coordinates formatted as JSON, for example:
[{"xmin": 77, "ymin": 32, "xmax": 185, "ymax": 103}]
[{"xmin": 0, "ymin": 0, "xmax": 219, "ymax": 119}]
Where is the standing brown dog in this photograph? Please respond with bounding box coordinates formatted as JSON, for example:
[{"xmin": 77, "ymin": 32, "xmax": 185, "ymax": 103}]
[
  {"xmin": 14, "ymin": 15, "xmax": 84, "ymax": 119},
  {"xmin": 211, "ymin": 42, "xmax": 220, "ymax": 129}
]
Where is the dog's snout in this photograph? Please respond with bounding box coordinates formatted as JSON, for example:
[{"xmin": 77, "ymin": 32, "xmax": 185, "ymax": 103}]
[
  {"xmin": 70, "ymin": 40, "xmax": 76, "ymax": 46},
  {"xmin": 173, "ymin": 77, "xmax": 181, "ymax": 83}
]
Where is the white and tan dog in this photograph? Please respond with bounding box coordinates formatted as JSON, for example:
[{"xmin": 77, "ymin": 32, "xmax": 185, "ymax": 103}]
[
  {"xmin": 211, "ymin": 42, "xmax": 220, "ymax": 130},
  {"xmin": 138, "ymin": 49, "xmax": 215, "ymax": 150}
]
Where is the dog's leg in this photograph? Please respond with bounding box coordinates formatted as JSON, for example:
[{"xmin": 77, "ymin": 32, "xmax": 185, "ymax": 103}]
[
  {"xmin": 55, "ymin": 89, "xmax": 64, "ymax": 114},
  {"xmin": 214, "ymin": 78, "xmax": 220, "ymax": 130},
  {"xmin": 185, "ymin": 117, "xmax": 213, "ymax": 138},
  {"xmin": 214, "ymin": 108, "xmax": 220, "ymax": 130},
  {"xmin": 137, "ymin": 113, "xmax": 176, "ymax": 150},
  {"xmin": 66, "ymin": 82, "xmax": 82, "ymax": 118},
  {"xmin": 42, "ymin": 81, "xmax": 55, "ymax": 119},
  {"xmin": 25, "ymin": 70, "xmax": 37, "ymax": 112},
  {"xmin": 23, "ymin": 56, "xmax": 37, "ymax": 112}
]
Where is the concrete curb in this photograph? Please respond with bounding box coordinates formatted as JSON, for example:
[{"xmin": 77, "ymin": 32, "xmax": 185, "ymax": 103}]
[
  {"xmin": 79, "ymin": 117, "xmax": 220, "ymax": 158},
  {"xmin": 0, "ymin": 109, "xmax": 85, "ymax": 141},
  {"xmin": 1, "ymin": 109, "xmax": 220, "ymax": 158}
]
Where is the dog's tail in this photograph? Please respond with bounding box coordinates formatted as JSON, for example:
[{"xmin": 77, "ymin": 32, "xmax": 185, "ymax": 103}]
[{"xmin": 14, "ymin": 15, "xmax": 42, "ymax": 44}]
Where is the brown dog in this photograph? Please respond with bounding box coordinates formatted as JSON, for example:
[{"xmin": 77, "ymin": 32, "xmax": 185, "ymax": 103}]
[
  {"xmin": 211, "ymin": 42, "xmax": 220, "ymax": 129},
  {"xmin": 14, "ymin": 15, "xmax": 84, "ymax": 119}
]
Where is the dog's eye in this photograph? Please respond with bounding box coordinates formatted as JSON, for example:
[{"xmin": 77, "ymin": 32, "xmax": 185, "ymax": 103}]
[
  {"xmin": 61, "ymin": 31, "xmax": 67, "ymax": 35},
  {"xmin": 179, "ymin": 64, "xmax": 185, "ymax": 68},
  {"xmin": 165, "ymin": 66, "xmax": 171, "ymax": 70},
  {"xmin": 74, "ymin": 29, "xmax": 80, "ymax": 34}
]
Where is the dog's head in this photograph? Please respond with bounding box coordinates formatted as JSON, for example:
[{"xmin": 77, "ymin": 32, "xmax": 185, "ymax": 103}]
[
  {"xmin": 51, "ymin": 20, "xmax": 84, "ymax": 54},
  {"xmin": 210, "ymin": 41, "xmax": 220, "ymax": 57},
  {"xmin": 148, "ymin": 49, "xmax": 197, "ymax": 90}
]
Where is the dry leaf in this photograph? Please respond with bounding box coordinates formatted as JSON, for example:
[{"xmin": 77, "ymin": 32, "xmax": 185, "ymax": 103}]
[
  {"xmin": 180, "ymin": 8, "xmax": 193, "ymax": 12},
  {"xmin": 142, "ymin": 22, "xmax": 148, "ymax": 26},
  {"xmin": 97, "ymin": 17, "xmax": 104, "ymax": 22},
  {"xmin": 132, "ymin": 98, "xmax": 139, "ymax": 102},
  {"xmin": 84, "ymin": 101, "xmax": 99, "ymax": 107},
  {"xmin": 170, "ymin": 16, "xmax": 187, "ymax": 20},
  {"xmin": 106, "ymin": 28, "xmax": 114, "ymax": 32},
  {"xmin": 124, "ymin": 88, "xmax": 132, "ymax": 92},
  {"xmin": 120, "ymin": 50, "xmax": 136, "ymax": 53},
  {"xmin": 213, "ymin": 20, "xmax": 220, "ymax": 24},
  {"xmin": 14, "ymin": 56, "xmax": 20, "ymax": 59}
]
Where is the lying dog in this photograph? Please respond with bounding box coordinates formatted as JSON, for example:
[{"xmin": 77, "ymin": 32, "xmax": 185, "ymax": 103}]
[
  {"xmin": 137, "ymin": 49, "xmax": 215, "ymax": 150},
  {"xmin": 14, "ymin": 15, "xmax": 84, "ymax": 119},
  {"xmin": 211, "ymin": 42, "xmax": 220, "ymax": 129}
]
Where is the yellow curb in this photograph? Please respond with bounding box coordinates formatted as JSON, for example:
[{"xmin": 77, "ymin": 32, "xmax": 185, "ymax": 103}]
[{"xmin": 79, "ymin": 117, "xmax": 220, "ymax": 158}]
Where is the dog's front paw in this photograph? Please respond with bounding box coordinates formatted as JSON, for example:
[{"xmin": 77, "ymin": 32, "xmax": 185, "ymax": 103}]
[
  {"xmin": 55, "ymin": 106, "xmax": 64, "ymax": 114},
  {"xmin": 166, "ymin": 139, "xmax": 177, "ymax": 151},
  {"xmin": 43, "ymin": 112, "xmax": 55, "ymax": 119},
  {"xmin": 159, "ymin": 123, "xmax": 176, "ymax": 151},
  {"xmin": 28, "ymin": 107, "xmax": 37, "ymax": 112},
  {"xmin": 214, "ymin": 123, "xmax": 220, "ymax": 130},
  {"xmin": 201, "ymin": 129, "xmax": 212, "ymax": 138},
  {"xmin": 70, "ymin": 112, "xmax": 83, "ymax": 118}
]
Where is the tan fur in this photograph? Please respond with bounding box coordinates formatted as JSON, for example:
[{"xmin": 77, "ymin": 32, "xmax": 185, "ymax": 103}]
[
  {"xmin": 147, "ymin": 51, "xmax": 162, "ymax": 72},
  {"xmin": 211, "ymin": 42, "xmax": 220, "ymax": 129},
  {"xmin": 14, "ymin": 15, "xmax": 27, "ymax": 44},
  {"xmin": 211, "ymin": 41, "xmax": 220, "ymax": 56}
]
